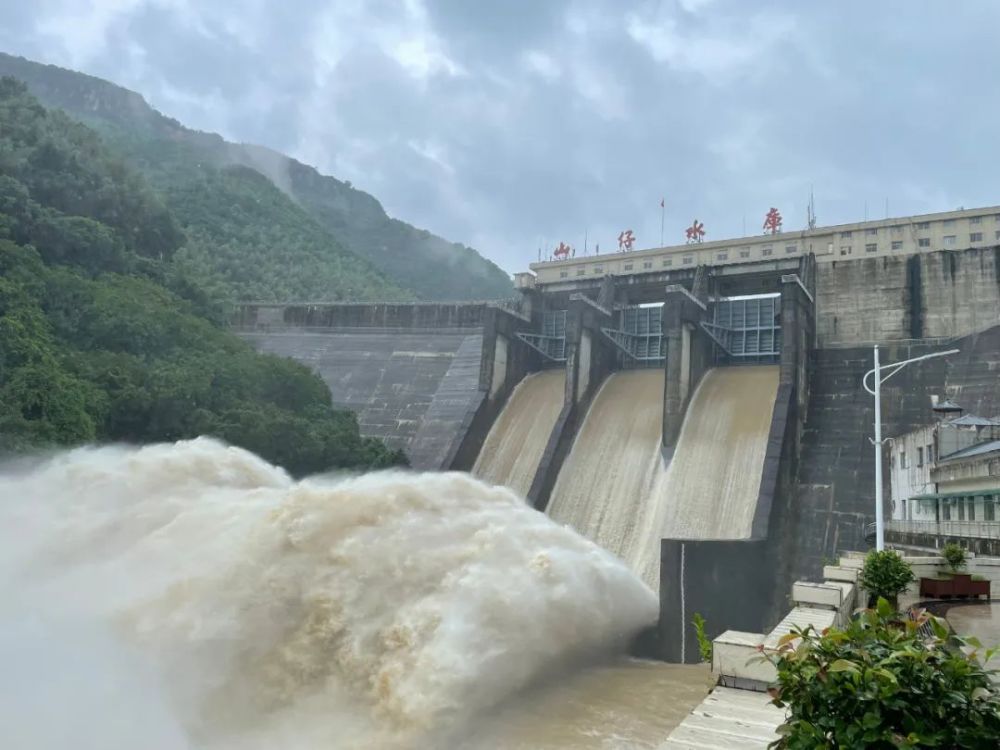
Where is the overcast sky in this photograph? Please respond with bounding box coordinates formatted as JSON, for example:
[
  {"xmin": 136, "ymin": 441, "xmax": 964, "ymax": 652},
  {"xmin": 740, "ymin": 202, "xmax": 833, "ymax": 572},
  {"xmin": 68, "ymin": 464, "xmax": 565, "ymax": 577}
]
[{"xmin": 2, "ymin": 1, "xmax": 998, "ymax": 273}]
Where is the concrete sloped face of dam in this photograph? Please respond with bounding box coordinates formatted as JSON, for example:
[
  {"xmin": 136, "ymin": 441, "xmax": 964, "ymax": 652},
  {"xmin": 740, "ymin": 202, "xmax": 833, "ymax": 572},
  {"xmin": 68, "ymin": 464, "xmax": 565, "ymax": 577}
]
[
  {"xmin": 547, "ymin": 370, "xmax": 667, "ymax": 588},
  {"xmin": 658, "ymin": 365, "xmax": 780, "ymax": 540},
  {"xmin": 473, "ymin": 370, "xmax": 566, "ymax": 498},
  {"xmin": 547, "ymin": 366, "xmax": 779, "ymax": 591}
]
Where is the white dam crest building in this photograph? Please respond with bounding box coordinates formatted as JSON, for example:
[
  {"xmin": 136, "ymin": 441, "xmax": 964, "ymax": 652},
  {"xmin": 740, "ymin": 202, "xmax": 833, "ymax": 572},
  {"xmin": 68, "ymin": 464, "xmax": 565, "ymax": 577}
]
[
  {"xmin": 522, "ymin": 204, "xmax": 1000, "ymax": 284},
  {"xmin": 235, "ymin": 203, "xmax": 1000, "ymax": 662}
]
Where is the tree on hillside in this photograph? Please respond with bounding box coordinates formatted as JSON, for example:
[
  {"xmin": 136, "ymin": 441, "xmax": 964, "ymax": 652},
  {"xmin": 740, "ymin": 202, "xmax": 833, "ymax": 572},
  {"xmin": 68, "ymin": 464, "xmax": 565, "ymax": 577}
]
[{"xmin": 0, "ymin": 78, "xmax": 405, "ymax": 474}]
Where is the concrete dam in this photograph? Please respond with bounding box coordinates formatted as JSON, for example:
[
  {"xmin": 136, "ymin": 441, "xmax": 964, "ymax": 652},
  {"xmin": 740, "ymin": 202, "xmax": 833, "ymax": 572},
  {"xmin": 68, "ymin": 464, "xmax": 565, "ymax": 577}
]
[{"xmin": 235, "ymin": 238, "xmax": 1000, "ymax": 661}]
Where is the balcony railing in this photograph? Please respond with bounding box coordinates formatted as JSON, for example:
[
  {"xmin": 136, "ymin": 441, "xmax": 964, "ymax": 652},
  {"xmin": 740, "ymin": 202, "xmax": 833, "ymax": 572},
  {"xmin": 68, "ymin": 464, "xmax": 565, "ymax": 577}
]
[{"xmin": 885, "ymin": 519, "xmax": 1000, "ymax": 541}]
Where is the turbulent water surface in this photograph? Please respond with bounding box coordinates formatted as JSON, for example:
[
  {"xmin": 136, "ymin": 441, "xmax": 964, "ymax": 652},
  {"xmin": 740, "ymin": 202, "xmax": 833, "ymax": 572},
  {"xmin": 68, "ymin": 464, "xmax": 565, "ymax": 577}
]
[{"xmin": 0, "ymin": 438, "xmax": 707, "ymax": 749}]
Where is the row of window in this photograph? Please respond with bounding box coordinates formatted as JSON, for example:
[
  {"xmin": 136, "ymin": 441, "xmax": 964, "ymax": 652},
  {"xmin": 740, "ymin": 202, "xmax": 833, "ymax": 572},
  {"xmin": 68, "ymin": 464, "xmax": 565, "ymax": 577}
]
[
  {"xmin": 556, "ymin": 226, "xmax": 998, "ymax": 277},
  {"xmin": 839, "ymin": 214, "xmax": 1000, "ymax": 239},
  {"xmin": 940, "ymin": 497, "xmax": 997, "ymax": 522},
  {"xmin": 896, "ymin": 442, "xmax": 935, "ymax": 469}
]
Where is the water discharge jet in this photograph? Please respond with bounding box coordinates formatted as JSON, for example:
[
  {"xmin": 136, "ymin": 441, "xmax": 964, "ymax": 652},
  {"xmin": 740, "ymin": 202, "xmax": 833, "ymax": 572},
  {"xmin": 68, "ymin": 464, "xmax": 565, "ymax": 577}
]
[{"xmin": 0, "ymin": 438, "xmax": 680, "ymax": 749}]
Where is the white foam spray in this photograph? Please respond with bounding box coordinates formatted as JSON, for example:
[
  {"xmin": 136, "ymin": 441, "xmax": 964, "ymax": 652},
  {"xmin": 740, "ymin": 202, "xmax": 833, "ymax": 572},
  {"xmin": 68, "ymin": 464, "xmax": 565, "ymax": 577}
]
[{"xmin": 0, "ymin": 438, "xmax": 657, "ymax": 749}]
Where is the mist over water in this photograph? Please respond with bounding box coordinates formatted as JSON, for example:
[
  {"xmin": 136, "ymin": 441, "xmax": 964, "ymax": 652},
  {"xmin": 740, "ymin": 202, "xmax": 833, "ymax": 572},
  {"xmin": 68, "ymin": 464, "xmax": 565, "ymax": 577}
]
[{"xmin": 0, "ymin": 438, "xmax": 659, "ymax": 749}]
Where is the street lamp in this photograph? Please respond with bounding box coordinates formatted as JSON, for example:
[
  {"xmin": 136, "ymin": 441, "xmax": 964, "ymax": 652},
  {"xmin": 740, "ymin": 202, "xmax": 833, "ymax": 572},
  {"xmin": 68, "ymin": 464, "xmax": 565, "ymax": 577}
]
[{"xmin": 862, "ymin": 345, "xmax": 959, "ymax": 551}]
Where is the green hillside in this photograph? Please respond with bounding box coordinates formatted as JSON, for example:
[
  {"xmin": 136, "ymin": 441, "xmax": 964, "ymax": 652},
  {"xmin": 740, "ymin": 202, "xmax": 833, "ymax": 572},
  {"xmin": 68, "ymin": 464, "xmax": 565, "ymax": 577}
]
[
  {"xmin": 0, "ymin": 52, "xmax": 514, "ymax": 301},
  {"xmin": 0, "ymin": 77, "xmax": 404, "ymax": 473}
]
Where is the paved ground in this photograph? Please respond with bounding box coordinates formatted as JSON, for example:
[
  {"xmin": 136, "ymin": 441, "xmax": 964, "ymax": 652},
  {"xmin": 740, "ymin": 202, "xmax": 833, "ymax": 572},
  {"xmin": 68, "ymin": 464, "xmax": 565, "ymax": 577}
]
[{"xmin": 946, "ymin": 603, "xmax": 1000, "ymax": 681}]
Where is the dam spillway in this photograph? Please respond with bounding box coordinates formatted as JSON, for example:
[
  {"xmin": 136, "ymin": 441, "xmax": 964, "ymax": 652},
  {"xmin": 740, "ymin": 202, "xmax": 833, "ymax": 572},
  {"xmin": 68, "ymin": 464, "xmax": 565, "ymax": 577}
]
[
  {"xmin": 658, "ymin": 365, "xmax": 780, "ymax": 539},
  {"xmin": 473, "ymin": 369, "xmax": 566, "ymax": 497},
  {"xmin": 547, "ymin": 369, "xmax": 667, "ymax": 589},
  {"xmin": 545, "ymin": 366, "xmax": 780, "ymax": 591}
]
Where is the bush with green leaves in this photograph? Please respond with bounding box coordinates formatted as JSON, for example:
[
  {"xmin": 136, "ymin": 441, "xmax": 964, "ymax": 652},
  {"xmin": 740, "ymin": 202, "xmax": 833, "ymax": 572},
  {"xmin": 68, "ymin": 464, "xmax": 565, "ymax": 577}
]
[
  {"xmin": 858, "ymin": 550, "xmax": 916, "ymax": 606},
  {"xmin": 763, "ymin": 598, "xmax": 1000, "ymax": 748},
  {"xmin": 941, "ymin": 542, "xmax": 968, "ymax": 573},
  {"xmin": 692, "ymin": 613, "xmax": 712, "ymax": 663}
]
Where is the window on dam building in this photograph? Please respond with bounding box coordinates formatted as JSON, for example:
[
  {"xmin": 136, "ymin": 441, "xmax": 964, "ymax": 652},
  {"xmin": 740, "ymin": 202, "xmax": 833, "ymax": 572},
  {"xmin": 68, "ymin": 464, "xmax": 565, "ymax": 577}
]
[
  {"xmin": 785, "ymin": 245, "xmax": 797, "ymax": 254},
  {"xmin": 892, "ymin": 241, "xmax": 903, "ymax": 250},
  {"xmin": 971, "ymin": 232, "xmax": 983, "ymax": 242},
  {"xmin": 866, "ymin": 243, "xmax": 877, "ymax": 253},
  {"xmin": 944, "ymin": 235, "xmax": 956, "ymax": 246},
  {"xmin": 919, "ymin": 238, "xmax": 930, "ymax": 247}
]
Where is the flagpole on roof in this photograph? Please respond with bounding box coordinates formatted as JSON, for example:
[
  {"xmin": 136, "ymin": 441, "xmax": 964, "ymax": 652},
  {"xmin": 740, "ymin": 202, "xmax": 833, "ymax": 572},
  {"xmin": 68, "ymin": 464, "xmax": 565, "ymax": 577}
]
[{"xmin": 660, "ymin": 198, "xmax": 665, "ymax": 247}]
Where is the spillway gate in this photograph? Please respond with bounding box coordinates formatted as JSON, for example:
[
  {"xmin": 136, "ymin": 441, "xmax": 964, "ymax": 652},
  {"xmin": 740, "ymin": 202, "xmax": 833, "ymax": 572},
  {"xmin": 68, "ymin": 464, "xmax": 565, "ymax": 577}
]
[
  {"xmin": 601, "ymin": 305, "xmax": 665, "ymax": 365},
  {"xmin": 702, "ymin": 294, "xmax": 782, "ymax": 364},
  {"xmin": 516, "ymin": 309, "xmax": 567, "ymax": 362}
]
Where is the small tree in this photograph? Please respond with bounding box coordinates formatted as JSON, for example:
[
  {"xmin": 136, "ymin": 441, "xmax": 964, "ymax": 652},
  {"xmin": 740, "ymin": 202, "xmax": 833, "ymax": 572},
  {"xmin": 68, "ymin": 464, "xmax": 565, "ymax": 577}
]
[
  {"xmin": 941, "ymin": 542, "xmax": 968, "ymax": 574},
  {"xmin": 762, "ymin": 599, "xmax": 1000, "ymax": 748},
  {"xmin": 858, "ymin": 549, "xmax": 915, "ymax": 608}
]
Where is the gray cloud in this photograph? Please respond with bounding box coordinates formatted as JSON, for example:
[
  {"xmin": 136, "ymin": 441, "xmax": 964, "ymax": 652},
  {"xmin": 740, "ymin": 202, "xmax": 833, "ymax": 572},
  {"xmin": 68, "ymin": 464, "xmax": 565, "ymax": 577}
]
[{"xmin": 2, "ymin": 0, "xmax": 999, "ymax": 273}]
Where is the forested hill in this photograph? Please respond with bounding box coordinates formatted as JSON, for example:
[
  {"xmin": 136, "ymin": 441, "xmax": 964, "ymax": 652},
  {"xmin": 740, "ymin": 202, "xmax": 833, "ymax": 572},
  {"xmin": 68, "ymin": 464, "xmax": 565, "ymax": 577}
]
[
  {"xmin": 0, "ymin": 77, "xmax": 404, "ymax": 473},
  {"xmin": 0, "ymin": 52, "xmax": 514, "ymax": 302}
]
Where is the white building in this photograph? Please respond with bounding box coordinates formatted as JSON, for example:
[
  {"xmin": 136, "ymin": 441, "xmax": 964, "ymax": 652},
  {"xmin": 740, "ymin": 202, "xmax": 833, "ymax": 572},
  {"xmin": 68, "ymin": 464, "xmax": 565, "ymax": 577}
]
[
  {"xmin": 889, "ymin": 412, "xmax": 1000, "ymax": 522},
  {"xmin": 523, "ymin": 204, "xmax": 1000, "ymax": 286}
]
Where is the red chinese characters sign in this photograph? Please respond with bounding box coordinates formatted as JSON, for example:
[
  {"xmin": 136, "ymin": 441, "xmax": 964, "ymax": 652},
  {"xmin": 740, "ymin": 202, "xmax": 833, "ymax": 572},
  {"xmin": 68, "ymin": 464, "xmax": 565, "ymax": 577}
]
[
  {"xmin": 763, "ymin": 207, "xmax": 782, "ymax": 235},
  {"xmin": 553, "ymin": 242, "xmax": 572, "ymax": 259},
  {"xmin": 617, "ymin": 229, "xmax": 636, "ymax": 252},
  {"xmin": 685, "ymin": 220, "xmax": 705, "ymax": 243}
]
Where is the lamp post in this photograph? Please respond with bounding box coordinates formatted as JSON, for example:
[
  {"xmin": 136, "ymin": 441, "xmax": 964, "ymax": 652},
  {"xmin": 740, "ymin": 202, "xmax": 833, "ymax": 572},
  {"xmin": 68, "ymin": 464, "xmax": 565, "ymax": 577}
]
[{"xmin": 863, "ymin": 345, "xmax": 959, "ymax": 551}]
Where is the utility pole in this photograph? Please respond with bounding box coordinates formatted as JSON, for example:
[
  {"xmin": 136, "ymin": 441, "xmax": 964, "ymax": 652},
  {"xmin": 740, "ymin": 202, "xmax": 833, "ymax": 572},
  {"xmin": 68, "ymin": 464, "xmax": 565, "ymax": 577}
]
[{"xmin": 863, "ymin": 346, "xmax": 959, "ymax": 550}]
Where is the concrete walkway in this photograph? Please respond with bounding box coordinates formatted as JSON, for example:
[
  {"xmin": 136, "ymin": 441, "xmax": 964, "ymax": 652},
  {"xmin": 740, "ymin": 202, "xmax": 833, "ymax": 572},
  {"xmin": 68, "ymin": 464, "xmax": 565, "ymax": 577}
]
[{"xmin": 658, "ymin": 687, "xmax": 783, "ymax": 749}]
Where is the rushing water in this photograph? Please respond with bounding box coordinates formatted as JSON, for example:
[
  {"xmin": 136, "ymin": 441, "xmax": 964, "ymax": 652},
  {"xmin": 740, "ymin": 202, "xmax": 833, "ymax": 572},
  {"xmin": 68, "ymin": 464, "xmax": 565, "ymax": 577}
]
[
  {"xmin": 0, "ymin": 438, "xmax": 708, "ymax": 749},
  {"xmin": 547, "ymin": 370, "xmax": 667, "ymax": 589},
  {"xmin": 473, "ymin": 369, "xmax": 565, "ymax": 497},
  {"xmin": 657, "ymin": 365, "xmax": 779, "ymax": 540},
  {"xmin": 545, "ymin": 366, "xmax": 779, "ymax": 590}
]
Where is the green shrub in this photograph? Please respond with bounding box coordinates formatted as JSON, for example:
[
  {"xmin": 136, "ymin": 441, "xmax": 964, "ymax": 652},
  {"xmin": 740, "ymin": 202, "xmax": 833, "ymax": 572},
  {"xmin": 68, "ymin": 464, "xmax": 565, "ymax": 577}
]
[
  {"xmin": 763, "ymin": 598, "xmax": 1000, "ymax": 748},
  {"xmin": 858, "ymin": 550, "xmax": 916, "ymax": 607},
  {"xmin": 692, "ymin": 613, "xmax": 712, "ymax": 663},
  {"xmin": 942, "ymin": 542, "xmax": 968, "ymax": 573}
]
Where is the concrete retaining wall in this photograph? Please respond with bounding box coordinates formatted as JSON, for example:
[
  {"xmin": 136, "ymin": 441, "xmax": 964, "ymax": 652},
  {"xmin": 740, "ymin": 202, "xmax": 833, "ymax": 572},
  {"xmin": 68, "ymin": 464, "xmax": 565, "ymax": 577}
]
[
  {"xmin": 814, "ymin": 247, "xmax": 1000, "ymax": 346},
  {"xmin": 235, "ymin": 302, "xmax": 526, "ymax": 470},
  {"xmin": 659, "ymin": 539, "xmax": 770, "ymax": 664}
]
